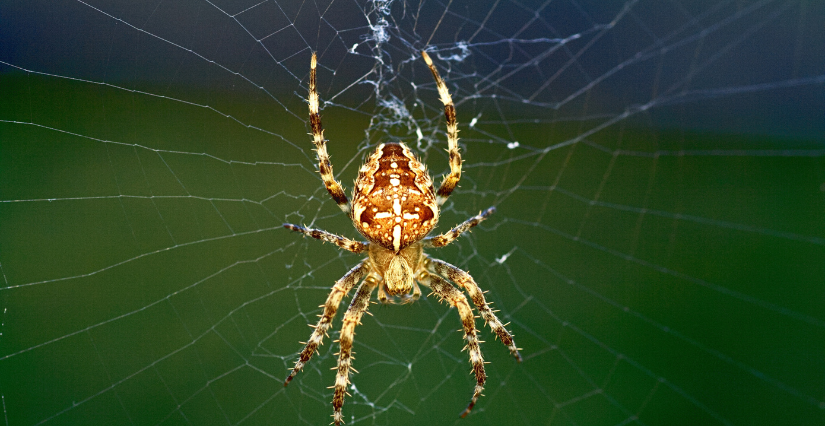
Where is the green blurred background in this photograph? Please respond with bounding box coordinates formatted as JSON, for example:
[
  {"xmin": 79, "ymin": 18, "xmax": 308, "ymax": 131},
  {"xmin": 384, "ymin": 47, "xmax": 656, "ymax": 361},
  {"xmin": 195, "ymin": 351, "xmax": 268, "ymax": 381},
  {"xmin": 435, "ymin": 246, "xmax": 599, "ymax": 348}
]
[{"xmin": 1, "ymin": 1, "xmax": 824, "ymax": 425}]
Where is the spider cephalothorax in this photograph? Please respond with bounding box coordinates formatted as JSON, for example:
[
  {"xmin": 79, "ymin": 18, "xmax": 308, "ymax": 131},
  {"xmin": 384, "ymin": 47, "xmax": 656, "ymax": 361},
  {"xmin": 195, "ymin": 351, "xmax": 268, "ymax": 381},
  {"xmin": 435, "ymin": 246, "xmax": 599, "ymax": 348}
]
[{"xmin": 283, "ymin": 51, "xmax": 522, "ymax": 425}]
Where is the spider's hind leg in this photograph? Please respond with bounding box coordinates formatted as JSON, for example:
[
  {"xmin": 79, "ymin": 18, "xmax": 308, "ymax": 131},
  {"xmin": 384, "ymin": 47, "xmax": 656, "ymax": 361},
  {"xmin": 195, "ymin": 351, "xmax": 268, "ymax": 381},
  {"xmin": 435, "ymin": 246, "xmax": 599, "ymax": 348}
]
[
  {"xmin": 422, "ymin": 51, "xmax": 461, "ymax": 206},
  {"xmin": 308, "ymin": 52, "xmax": 350, "ymax": 213}
]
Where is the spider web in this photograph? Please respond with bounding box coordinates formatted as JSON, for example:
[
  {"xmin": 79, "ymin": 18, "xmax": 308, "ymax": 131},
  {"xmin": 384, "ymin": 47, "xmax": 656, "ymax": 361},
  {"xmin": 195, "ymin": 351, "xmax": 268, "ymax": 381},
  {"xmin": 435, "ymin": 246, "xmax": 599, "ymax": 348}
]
[{"xmin": 1, "ymin": 0, "xmax": 824, "ymax": 425}]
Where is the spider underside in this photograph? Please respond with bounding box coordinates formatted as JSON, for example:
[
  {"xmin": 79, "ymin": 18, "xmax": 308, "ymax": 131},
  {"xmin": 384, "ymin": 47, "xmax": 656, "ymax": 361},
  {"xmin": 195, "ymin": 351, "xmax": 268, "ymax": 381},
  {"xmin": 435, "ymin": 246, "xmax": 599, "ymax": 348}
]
[{"xmin": 283, "ymin": 51, "xmax": 522, "ymax": 425}]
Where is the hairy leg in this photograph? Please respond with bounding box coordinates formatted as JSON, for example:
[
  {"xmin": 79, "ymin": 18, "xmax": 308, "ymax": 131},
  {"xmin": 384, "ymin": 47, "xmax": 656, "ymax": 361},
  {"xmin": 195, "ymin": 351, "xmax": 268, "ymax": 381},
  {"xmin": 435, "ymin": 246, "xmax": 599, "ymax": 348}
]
[
  {"xmin": 430, "ymin": 258, "xmax": 522, "ymax": 362},
  {"xmin": 425, "ymin": 272, "xmax": 486, "ymax": 417},
  {"xmin": 283, "ymin": 223, "xmax": 368, "ymax": 253},
  {"xmin": 332, "ymin": 276, "xmax": 377, "ymax": 425},
  {"xmin": 424, "ymin": 207, "xmax": 495, "ymax": 248},
  {"xmin": 422, "ymin": 51, "xmax": 461, "ymax": 206},
  {"xmin": 285, "ymin": 260, "xmax": 369, "ymax": 386},
  {"xmin": 309, "ymin": 52, "xmax": 350, "ymax": 213}
]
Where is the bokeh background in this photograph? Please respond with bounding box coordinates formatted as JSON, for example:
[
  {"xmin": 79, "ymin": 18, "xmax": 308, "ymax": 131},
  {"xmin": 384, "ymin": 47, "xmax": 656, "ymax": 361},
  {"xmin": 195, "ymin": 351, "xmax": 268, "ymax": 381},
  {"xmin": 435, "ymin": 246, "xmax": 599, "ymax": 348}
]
[{"xmin": 1, "ymin": 1, "xmax": 823, "ymax": 425}]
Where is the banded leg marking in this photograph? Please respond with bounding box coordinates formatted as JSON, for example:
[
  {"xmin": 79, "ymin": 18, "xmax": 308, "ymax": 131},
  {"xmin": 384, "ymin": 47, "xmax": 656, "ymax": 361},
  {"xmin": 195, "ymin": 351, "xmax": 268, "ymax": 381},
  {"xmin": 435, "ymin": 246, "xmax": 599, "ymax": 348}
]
[
  {"xmin": 284, "ymin": 260, "xmax": 369, "ymax": 386},
  {"xmin": 283, "ymin": 223, "xmax": 368, "ymax": 253},
  {"xmin": 309, "ymin": 53, "xmax": 350, "ymax": 213},
  {"xmin": 426, "ymin": 272, "xmax": 486, "ymax": 418},
  {"xmin": 430, "ymin": 258, "xmax": 522, "ymax": 362},
  {"xmin": 425, "ymin": 207, "xmax": 496, "ymax": 248},
  {"xmin": 332, "ymin": 277, "xmax": 377, "ymax": 425},
  {"xmin": 422, "ymin": 51, "xmax": 461, "ymax": 206}
]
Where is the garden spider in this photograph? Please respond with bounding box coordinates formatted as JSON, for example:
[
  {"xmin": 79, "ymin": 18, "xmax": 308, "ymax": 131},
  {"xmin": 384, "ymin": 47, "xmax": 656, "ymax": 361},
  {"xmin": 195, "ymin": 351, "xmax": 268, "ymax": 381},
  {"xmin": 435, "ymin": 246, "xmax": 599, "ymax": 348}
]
[{"xmin": 283, "ymin": 51, "xmax": 522, "ymax": 424}]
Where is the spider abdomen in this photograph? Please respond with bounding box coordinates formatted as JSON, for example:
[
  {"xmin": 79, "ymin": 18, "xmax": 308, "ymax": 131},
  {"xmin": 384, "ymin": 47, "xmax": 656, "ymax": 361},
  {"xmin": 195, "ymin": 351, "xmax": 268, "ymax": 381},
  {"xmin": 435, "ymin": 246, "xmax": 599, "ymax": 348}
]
[{"xmin": 351, "ymin": 143, "xmax": 439, "ymax": 252}]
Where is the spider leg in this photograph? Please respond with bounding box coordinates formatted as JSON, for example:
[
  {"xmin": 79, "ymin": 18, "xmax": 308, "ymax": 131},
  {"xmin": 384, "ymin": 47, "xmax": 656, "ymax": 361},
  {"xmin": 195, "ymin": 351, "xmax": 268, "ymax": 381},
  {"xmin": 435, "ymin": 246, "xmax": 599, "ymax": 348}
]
[
  {"xmin": 309, "ymin": 52, "xmax": 350, "ymax": 214},
  {"xmin": 422, "ymin": 51, "xmax": 461, "ymax": 206},
  {"xmin": 424, "ymin": 272, "xmax": 486, "ymax": 418},
  {"xmin": 283, "ymin": 223, "xmax": 368, "ymax": 253},
  {"xmin": 429, "ymin": 258, "xmax": 523, "ymax": 362},
  {"xmin": 332, "ymin": 276, "xmax": 377, "ymax": 425},
  {"xmin": 424, "ymin": 207, "xmax": 495, "ymax": 248},
  {"xmin": 285, "ymin": 260, "xmax": 369, "ymax": 386}
]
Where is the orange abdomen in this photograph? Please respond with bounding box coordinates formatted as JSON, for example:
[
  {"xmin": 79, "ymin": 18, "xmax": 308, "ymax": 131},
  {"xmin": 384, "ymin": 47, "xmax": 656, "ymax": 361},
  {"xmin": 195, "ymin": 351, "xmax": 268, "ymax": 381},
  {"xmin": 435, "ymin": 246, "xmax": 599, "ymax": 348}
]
[{"xmin": 351, "ymin": 143, "xmax": 439, "ymax": 252}]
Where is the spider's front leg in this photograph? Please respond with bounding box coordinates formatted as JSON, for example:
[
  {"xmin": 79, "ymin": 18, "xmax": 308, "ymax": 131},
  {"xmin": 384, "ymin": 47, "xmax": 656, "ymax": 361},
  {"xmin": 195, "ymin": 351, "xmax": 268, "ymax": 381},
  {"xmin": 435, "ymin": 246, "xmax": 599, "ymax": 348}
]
[
  {"xmin": 423, "ymin": 272, "xmax": 486, "ymax": 418},
  {"xmin": 285, "ymin": 260, "xmax": 369, "ymax": 386},
  {"xmin": 430, "ymin": 258, "xmax": 522, "ymax": 362},
  {"xmin": 332, "ymin": 275, "xmax": 378, "ymax": 425},
  {"xmin": 309, "ymin": 52, "xmax": 350, "ymax": 214}
]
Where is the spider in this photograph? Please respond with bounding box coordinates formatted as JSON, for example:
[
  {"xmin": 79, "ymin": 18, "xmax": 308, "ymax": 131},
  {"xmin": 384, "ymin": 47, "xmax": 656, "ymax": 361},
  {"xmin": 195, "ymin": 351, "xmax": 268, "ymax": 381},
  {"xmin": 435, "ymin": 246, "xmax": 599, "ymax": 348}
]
[{"xmin": 283, "ymin": 51, "xmax": 522, "ymax": 424}]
